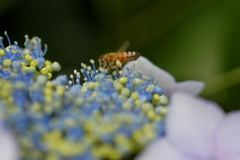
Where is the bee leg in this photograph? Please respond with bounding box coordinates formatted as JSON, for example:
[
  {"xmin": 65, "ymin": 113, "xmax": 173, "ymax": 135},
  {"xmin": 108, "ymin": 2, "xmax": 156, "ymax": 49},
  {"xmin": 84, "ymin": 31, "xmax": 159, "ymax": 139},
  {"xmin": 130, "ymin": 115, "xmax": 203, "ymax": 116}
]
[
  {"xmin": 106, "ymin": 65, "xmax": 114, "ymax": 73},
  {"xmin": 116, "ymin": 60, "xmax": 122, "ymax": 69},
  {"xmin": 115, "ymin": 60, "xmax": 122, "ymax": 76},
  {"xmin": 106, "ymin": 67, "xmax": 111, "ymax": 73},
  {"xmin": 103, "ymin": 66, "xmax": 110, "ymax": 73},
  {"xmin": 115, "ymin": 67, "xmax": 121, "ymax": 76}
]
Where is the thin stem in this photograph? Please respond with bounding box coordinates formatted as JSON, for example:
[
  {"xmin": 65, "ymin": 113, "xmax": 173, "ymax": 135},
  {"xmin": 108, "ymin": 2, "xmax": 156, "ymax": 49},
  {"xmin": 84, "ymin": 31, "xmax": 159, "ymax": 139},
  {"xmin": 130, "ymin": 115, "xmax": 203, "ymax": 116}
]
[{"xmin": 201, "ymin": 66, "xmax": 240, "ymax": 97}]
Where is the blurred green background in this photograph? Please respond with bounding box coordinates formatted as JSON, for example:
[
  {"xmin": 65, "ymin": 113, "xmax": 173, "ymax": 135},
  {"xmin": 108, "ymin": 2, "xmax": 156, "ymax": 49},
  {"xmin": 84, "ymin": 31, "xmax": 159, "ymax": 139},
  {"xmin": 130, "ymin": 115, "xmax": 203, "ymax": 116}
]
[{"xmin": 1, "ymin": 0, "xmax": 240, "ymax": 111}]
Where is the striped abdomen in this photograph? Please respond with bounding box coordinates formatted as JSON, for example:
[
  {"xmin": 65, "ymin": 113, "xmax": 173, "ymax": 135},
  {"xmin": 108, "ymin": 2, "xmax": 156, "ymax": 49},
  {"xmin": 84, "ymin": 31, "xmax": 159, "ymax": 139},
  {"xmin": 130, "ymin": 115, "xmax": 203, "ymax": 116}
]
[{"xmin": 117, "ymin": 51, "xmax": 140, "ymax": 63}]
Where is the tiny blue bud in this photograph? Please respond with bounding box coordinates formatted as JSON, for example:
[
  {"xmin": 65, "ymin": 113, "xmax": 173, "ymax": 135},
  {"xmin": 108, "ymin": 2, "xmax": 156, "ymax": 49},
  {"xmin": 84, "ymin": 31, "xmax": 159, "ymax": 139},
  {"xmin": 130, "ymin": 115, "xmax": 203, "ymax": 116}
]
[{"xmin": 152, "ymin": 85, "xmax": 163, "ymax": 95}]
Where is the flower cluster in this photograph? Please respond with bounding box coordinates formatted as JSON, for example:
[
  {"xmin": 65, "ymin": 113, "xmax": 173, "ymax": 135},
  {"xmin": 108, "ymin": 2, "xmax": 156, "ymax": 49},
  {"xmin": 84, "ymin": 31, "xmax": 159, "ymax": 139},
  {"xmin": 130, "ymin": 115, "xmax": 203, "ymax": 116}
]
[
  {"xmin": 0, "ymin": 33, "xmax": 173, "ymax": 160},
  {"xmin": 0, "ymin": 31, "xmax": 60, "ymax": 79},
  {"xmin": 0, "ymin": 32, "xmax": 214, "ymax": 160}
]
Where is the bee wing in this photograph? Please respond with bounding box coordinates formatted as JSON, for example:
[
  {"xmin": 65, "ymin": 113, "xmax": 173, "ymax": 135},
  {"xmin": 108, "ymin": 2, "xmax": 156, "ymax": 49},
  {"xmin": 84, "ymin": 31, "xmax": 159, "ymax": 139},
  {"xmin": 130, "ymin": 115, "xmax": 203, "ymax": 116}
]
[{"xmin": 116, "ymin": 41, "xmax": 130, "ymax": 52}]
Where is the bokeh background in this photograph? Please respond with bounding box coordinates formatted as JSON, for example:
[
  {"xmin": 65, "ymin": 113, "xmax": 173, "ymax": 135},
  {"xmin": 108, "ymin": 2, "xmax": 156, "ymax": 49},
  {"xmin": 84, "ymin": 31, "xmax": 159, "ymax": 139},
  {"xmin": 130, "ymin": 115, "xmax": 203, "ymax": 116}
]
[{"xmin": 1, "ymin": 0, "xmax": 240, "ymax": 112}]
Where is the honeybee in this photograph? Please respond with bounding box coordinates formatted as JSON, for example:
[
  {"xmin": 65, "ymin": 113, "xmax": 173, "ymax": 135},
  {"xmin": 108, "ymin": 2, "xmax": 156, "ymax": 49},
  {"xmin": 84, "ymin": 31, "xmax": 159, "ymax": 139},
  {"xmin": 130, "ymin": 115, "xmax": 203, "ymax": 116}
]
[{"xmin": 98, "ymin": 41, "xmax": 140, "ymax": 73}]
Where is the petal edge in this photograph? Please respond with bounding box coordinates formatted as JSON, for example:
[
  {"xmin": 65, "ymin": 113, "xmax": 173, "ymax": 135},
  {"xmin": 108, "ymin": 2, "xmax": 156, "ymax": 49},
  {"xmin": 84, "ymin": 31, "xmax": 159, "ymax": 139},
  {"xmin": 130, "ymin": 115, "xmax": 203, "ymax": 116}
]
[{"xmin": 175, "ymin": 80, "xmax": 205, "ymax": 96}]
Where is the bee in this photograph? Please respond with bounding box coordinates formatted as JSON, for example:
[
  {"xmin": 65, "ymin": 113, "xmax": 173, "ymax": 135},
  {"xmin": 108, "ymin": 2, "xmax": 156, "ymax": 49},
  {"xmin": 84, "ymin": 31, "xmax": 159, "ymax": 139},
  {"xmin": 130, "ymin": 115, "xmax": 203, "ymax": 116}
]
[{"xmin": 98, "ymin": 41, "xmax": 140, "ymax": 73}]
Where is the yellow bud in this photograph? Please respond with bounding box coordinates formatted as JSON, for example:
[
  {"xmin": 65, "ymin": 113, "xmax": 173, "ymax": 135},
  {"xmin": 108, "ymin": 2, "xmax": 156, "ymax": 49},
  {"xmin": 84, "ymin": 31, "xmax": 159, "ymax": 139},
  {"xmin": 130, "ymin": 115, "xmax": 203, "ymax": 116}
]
[
  {"xmin": 45, "ymin": 64, "xmax": 53, "ymax": 72},
  {"xmin": 20, "ymin": 137, "xmax": 32, "ymax": 149},
  {"xmin": 56, "ymin": 85, "xmax": 65, "ymax": 96},
  {"xmin": 75, "ymin": 98, "xmax": 84, "ymax": 106},
  {"xmin": 154, "ymin": 115, "xmax": 162, "ymax": 121},
  {"xmin": 86, "ymin": 82, "xmax": 95, "ymax": 90},
  {"xmin": 24, "ymin": 55, "xmax": 33, "ymax": 62},
  {"xmin": 22, "ymin": 67, "xmax": 30, "ymax": 73},
  {"xmin": 142, "ymin": 123, "xmax": 153, "ymax": 132},
  {"xmin": 141, "ymin": 102, "xmax": 153, "ymax": 112},
  {"xmin": 3, "ymin": 59, "xmax": 12, "ymax": 67},
  {"xmin": 5, "ymin": 46, "xmax": 10, "ymax": 52},
  {"xmin": 29, "ymin": 66, "xmax": 36, "ymax": 73},
  {"xmin": 80, "ymin": 86, "xmax": 88, "ymax": 93},
  {"xmin": 152, "ymin": 94, "xmax": 160, "ymax": 104},
  {"xmin": 64, "ymin": 118, "xmax": 75, "ymax": 127},
  {"xmin": 21, "ymin": 62, "xmax": 27, "ymax": 67},
  {"xmin": 44, "ymin": 88, "xmax": 53, "ymax": 96},
  {"xmin": 93, "ymin": 82, "xmax": 99, "ymax": 88},
  {"xmin": 45, "ymin": 153, "xmax": 59, "ymax": 160},
  {"xmin": 0, "ymin": 49, "xmax": 5, "ymax": 57},
  {"xmin": 147, "ymin": 110, "xmax": 156, "ymax": 120},
  {"xmin": 84, "ymin": 121, "xmax": 95, "ymax": 132},
  {"xmin": 144, "ymin": 130, "xmax": 156, "ymax": 141},
  {"xmin": 146, "ymin": 84, "xmax": 155, "ymax": 92},
  {"xmin": 114, "ymin": 82, "xmax": 123, "ymax": 91},
  {"xmin": 119, "ymin": 77, "xmax": 128, "ymax": 85},
  {"xmin": 160, "ymin": 107, "xmax": 167, "ymax": 115},
  {"xmin": 114, "ymin": 134, "xmax": 127, "ymax": 144},
  {"xmin": 130, "ymin": 92, "xmax": 139, "ymax": 100},
  {"xmin": 31, "ymin": 151, "xmax": 43, "ymax": 159},
  {"xmin": 135, "ymin": 99, "xmax": 140, "ymax": 106},
  {"xmin": 47, "ymin": 73, "xmax": 52, "ymax": 79},
  {"xmin": 40, "ymin": 68, "xmax": 48, "ymax": 75},
  {"xmin": 31, "ymin": 103, "xmax": 42, "ymax": 112},
  {"xmin": 0, "ymin": 88, "xmax": 11, "ymax": 98},
  {"xmin": 43, "ymin": 130, "xmax": 62, "ymax": 142},
  {"xmin": 153, "ymin": 94, "xmax": 160, "ymax": 101},
  {"xmin": 30, "ymin": 59, "xmax": 38, "ymax": 67},
  {"xmin": 133, "ymin": 78, "xmax": 144, "ymax": 85},
  {"xmin": 44, "ymin": 105, "xmax": 53, "ymax": 113},
  {"xmin": 122, "ymin": 102, "xmax": 132, "ymax": 110},
  {"xmin": 120, "ymin": 87, "xmax": 130, "ymax": 97},
  {"xmin": 92, "ymin": 143, "xmax": 121, "ymax": 160},
  {"xmin": 132, "ymin": 130, "xmax": 142, "ymax": 142},
  {"xmin": 159, "ymin": 95, "xmax": 169, "ymax": 106},
  {"xmin": 44, "ymin": 60, "xmax": 52, "ymax": 66},
  {"xmin": 106, "ymin": 78, "xmax": 113, "ymax": 83},
  {"xmin": 46, "ymin": 81, "xmax": 53, "ymax": 88}
]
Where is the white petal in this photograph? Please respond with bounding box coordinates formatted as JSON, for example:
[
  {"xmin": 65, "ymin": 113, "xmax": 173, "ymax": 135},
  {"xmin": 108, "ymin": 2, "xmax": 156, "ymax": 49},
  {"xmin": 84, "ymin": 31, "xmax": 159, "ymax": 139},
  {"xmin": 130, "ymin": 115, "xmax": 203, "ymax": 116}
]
[
  {"xmin": 214, "ymin": 111, "xmax": 240, "ymax": 160},
  {"xmin": 136, "ymin": 139, "xmax": 192, "ymax": 160},
  {"xmin": 123, "ymin": 56, "xmax": 175, "ymax": 98},
  {"xmin": 175, "ymin": 81, "xmax": 205, "ymax": 96},
  {"xmin": 166, "ymin": 92, "xmax": 224, "ymax": 159},
  {"xmin": 0, "ymin": 123, "xmax": 19, "ymax": 160}
]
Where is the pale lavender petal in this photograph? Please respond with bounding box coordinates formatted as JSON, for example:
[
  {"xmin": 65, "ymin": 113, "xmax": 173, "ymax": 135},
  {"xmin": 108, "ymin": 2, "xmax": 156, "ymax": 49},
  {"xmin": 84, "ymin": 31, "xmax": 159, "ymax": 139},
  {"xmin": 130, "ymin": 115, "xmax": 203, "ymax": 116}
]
[
  {"xmin": 123, "ymin": 56, "xmax": 175, "ymax": 98},
  {"xmin": 0, "ymin": 122, "xmax": 19, "ymax": 160},
  {"xmin": 175, "ymin": 81, "xmax": 205, "ymax": 96},
  {"xmin": 214, "ymin": 111, "xmax": 240, "ymax": 160},
  {"xmin": 136, "ymin": 139, "xmax": 192, "ymax": 160},
  {"xmin": 166, "ymin": 92, "xmax": 224, "ymax": 159}
]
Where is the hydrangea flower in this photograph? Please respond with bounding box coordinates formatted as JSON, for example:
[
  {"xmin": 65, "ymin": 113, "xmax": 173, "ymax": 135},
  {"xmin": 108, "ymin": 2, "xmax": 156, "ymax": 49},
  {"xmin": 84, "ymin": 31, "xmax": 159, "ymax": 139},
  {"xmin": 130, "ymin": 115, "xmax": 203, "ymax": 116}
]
[
  {"xmin": 136, "ymin": 92, "xmax": 240, "ymax": 160},
  {"xmin": 0, "ymin": 36, "xmax": 169, "ymax": 160},
  {"xmin": 0, "ymin": 32, "xmax": 207, "ymax": 160},
  {"xmin": 123, "ymin": 57, "xmax": 205, "ymax": 98}
]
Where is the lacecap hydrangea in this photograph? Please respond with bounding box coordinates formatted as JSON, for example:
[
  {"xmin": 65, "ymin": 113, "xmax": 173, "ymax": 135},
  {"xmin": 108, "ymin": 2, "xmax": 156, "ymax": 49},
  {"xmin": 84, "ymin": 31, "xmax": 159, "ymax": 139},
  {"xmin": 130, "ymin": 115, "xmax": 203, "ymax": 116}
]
[{"xmin": 0, "ymin": 33, "xmax": 169, "ymax": 160}]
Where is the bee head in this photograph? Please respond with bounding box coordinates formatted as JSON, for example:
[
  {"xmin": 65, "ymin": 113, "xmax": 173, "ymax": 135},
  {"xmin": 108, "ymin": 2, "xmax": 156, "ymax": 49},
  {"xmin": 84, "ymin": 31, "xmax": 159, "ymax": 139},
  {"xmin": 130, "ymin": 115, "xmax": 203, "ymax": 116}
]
[{"xmin": 98, "ymin": 56, "xmax": 108, "ymax": 69}]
